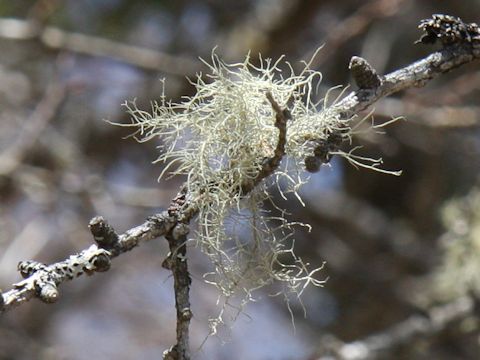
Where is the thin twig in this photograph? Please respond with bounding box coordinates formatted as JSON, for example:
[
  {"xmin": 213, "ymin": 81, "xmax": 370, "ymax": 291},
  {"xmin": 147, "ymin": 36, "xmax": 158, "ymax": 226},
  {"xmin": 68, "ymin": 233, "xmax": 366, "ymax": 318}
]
[
  {"xmin": 162, "ymin": 225, "xmax": 192, "ymax": 360},
  {"xmin": 1, "ymin": 212, "xmax": 175, "ymax": 312},
  {"xmin": 0, "ymin": 80, "xmax": 66, "ymax": 175},
  {"xmin": 219, "ymin": 0, "xmax": 320, "ymax": 57},
  {"xmin": 317, "ymin": 296, "xmax": 474, "ymax": 360},
  {"xmin": 305, "ymin": 0, "xmax": 408, "ymax": 69},
  {"xmin": 334, "ymin": 41, "xmax": 480, "ymax": 117},
  {"xmin": 0, "ymin": 18, "xmax": 200, "ymax": 75},
  {"xmin": 241, "ymin": 92, "xmax": 290, "ymax": 194},
  {"xmin": 161, "ymin": 189, "xmax": 193, "ymax": 360}
]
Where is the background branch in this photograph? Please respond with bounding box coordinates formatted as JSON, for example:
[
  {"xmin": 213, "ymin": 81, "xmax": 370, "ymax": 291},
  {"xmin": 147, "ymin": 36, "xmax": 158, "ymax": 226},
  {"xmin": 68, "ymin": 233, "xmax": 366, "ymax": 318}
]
[
  {"xmin": 0, "ymin": 18, "xmax": 200, "ymax": 75},
  {"xmin": 318, "ymin": 296, "xmax": 475, "ymax": 360}
]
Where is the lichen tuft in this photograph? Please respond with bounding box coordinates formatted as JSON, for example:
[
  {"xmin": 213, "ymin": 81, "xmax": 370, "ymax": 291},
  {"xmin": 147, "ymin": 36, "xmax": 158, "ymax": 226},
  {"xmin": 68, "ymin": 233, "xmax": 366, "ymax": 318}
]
[{"xmin": 117, "ymin": 50, "xmax": 396, "ymax": 334}]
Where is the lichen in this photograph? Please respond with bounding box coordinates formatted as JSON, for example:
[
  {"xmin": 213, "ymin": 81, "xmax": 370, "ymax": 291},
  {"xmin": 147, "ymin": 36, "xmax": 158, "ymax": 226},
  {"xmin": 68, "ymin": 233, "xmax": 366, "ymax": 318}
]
[{"xmin": 116, "ymin": 50, "xmax": 397, "ymax": 335}]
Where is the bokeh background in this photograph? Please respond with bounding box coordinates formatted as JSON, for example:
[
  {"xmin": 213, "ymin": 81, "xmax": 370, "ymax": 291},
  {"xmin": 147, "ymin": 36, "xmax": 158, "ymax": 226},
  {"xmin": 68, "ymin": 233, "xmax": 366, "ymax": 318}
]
[{"xmin": 1, "ymin": 1, "xmax": 480, "ymax": 359}]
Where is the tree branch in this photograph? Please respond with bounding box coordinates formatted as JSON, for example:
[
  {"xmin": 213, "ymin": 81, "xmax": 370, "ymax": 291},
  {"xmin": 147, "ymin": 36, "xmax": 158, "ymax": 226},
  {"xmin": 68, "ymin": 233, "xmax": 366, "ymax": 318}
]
[
  {"xmin": 335, "ymin": 28, "xmax": 480, "ymax": 117},
  {"xmin": 318, "ymin": 296, "xmax": 475, "ymax": 360},
  {"xmin": 1, "ymin": 212, "xmax": 175, "ymax": 312},
  {"xmin": 0, "ymin": 78, "xmax": 67, "ymax": 175},
  {"xmin": 160, "ymin": 188, "xmax": 193, "ymax": 360},
  {"xmin": 241, "ymin": 91, "xmax": 290, "ymax": 194},
  {"xmin": 0, "ymin": 13, "xmax": 479, "ymax": 360},
  {"xmin": 0, "ymin": 18, "xmax": 200, "ymax": 76}
]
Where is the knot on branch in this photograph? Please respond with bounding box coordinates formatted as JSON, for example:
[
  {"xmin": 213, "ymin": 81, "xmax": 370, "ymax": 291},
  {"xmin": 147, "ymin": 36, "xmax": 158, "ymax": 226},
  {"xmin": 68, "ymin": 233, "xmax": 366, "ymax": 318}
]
[
  {"xmin": 163, "ymin": 346, "xmax": 179, "ymax": 360},
  {"xmin": 180, "ymin": 307, "xmax": 192, "ymax": 321},
  {"xmin": 349, "ymin": 56, "xmax": 382, "ymax": 89},
  {"xmin": 172, "ymin": 222, "xmax": 190, "ymax": 240},
  {"xmin": 90, "ymin": 252, "xmax": 111, "ymax": 272},
  {"xmin": 161, "ymin": 222, "xmax": 191, "ymax": 269},
  {"xmin": 417, "ymin": 14, "xmax": 480, "ymax": 46},
  {"xmin": 168, "ymin": 191, "xmax": 187, "ymax": 218},
  {"xmin": 70, "ymin": 246, "xmax": 112, "ymax": 275},
  {"xmin": 37, "ymin": 280, "xmax": 59, "ymax": 303},
  {"xmin": 18, "ymin": 260, "xmax": 47, "ymax": 278},
  {"xmin": 16, "ymin": 261, "xmax": 60, "ymax": 303},
  {"xmin": 89, "ymin": 216, "xmax": 119, "ymax": 249},
  {"xmin": 304, "ymin": 131, "xmax": 345, "ymax": 173}
]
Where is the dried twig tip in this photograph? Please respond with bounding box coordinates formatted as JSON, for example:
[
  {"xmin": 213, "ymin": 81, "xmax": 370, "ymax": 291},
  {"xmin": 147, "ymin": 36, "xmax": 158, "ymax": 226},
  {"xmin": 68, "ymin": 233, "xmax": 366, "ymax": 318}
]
[
  {"xmin": 89, "ymin": 216, "xmax": 119, "ymax": 249},
  {"xmin": 349, "ymin": 56, "xmax": 382, "ymax": 89},
  {"xmin": 417, "ymin": 14, "xmax": 480, "ymax": 46}
]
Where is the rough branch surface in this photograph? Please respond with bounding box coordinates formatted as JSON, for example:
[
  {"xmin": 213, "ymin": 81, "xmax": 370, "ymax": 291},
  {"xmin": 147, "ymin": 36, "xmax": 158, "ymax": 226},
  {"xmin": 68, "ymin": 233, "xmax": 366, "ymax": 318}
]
[
  {"xmin": 336, "ymin": 41, "xmax": 480, "ymax": 117},
  {"xmin": 1, "ymin": 212, "xmax": 176, "ymax": 311}
]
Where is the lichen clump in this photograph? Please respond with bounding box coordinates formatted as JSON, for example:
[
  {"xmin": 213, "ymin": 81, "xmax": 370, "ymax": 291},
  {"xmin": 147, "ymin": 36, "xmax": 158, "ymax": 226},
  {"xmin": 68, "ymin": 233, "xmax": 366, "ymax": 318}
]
[
  {"xmin": 122, "ymin": 51, "xmax": 352, "ymax": 330},
  {"xmin": 434, "ymin": 189, "xmax": 480, "ymax": 300}
]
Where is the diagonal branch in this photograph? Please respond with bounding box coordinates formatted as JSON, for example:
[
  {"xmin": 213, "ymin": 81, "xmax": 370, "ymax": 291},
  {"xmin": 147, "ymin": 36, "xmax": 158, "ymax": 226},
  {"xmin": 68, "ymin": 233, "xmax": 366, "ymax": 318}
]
[
  {"xmin": 335, "ymin": 41, "xmax": 480, "ymax": 117},
  {"xmin": 0, "ymin": 18, "xmax": 200, "ymax": 76},
  {"xmin": 1, "ymin": 212, "xmax": 176, "ymax": 312},
  {"xmin": 241, "ymin": 91, "xmax": 290, "ymax": 194},
  {"xmin": 0, "ymin": 12, "xmax": 479, "ymax": 360},
  {"xmin": 318, "ymin": 296, "xmax": 475, "ymax": 360}
]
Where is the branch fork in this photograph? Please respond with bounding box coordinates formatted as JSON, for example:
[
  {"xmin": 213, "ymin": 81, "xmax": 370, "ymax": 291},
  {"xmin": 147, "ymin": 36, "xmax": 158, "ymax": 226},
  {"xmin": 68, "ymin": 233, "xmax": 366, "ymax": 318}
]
[{"xmin": 0, "ymin": 13, "xmax": 479, "ymax": 360}]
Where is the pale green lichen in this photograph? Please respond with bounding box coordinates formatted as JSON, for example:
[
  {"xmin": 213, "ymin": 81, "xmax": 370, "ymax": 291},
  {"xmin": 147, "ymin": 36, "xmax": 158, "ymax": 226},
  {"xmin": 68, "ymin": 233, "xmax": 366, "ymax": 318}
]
[
  {"xmin": 432, "ymin": 187, "xmax": 480, "ymax": 300},
  {"xmin": 117, "ymin": 50, "xmax": 396, "ymax": 335}
]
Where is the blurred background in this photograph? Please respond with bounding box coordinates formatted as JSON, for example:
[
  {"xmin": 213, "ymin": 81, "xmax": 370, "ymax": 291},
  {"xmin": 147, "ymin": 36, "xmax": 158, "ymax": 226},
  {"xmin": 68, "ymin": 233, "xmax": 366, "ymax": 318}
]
[{"xmin": 0, "ymin": 1, "xmax": 480, "ymax": 359}]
